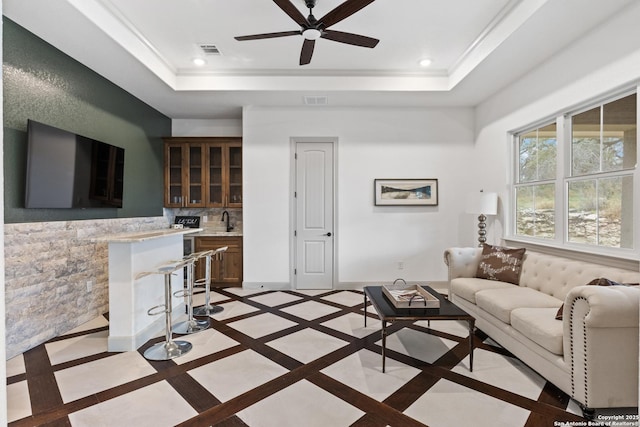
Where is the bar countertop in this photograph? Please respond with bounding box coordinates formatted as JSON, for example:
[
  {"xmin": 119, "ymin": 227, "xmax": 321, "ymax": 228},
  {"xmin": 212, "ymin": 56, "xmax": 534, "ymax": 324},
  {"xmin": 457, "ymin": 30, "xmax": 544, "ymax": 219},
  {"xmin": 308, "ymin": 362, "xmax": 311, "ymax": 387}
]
[{"xmin": 93, "ymin": 228, "xmax": 204, "ymax": 243}]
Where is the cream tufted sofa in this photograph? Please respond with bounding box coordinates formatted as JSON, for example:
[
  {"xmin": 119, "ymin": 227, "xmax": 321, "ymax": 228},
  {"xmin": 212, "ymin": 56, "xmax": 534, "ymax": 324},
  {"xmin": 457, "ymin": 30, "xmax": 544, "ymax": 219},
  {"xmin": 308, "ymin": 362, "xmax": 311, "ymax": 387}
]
[{"xmin": 444, "ymin": 247, "xmax": 640, "ymax": 415}]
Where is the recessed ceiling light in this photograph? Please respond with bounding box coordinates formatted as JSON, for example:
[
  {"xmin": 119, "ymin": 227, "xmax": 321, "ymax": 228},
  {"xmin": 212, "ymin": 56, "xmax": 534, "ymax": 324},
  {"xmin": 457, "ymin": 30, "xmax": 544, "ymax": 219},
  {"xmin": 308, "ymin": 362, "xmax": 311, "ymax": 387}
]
[
  {"xmin": 192, "ymin": 57, "xmax": 206, "ymax": 66},
  {"xmin": 419, "ymin": 58, "xmax": 433, "ymax": 67}
]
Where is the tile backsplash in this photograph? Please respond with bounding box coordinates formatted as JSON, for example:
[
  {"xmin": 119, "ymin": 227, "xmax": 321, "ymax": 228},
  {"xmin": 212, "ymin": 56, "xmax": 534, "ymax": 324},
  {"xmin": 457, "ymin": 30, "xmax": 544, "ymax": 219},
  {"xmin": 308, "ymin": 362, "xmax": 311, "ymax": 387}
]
[{"xmin": 164, "ymin": 207, "xmax": 242, "ymax": 230}]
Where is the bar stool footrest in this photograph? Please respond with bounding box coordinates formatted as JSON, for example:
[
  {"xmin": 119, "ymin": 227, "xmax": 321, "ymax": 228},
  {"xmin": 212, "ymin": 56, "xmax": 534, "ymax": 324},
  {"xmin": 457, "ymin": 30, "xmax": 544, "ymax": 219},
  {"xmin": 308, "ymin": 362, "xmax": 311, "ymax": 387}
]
[
  {"xmin": 147, "ymin": 304, "xmax": 167, "ymax": 316},
  {"xmin": 194, "ymin": 278, "xmax": 208, "ymax": 288},
  {"xmin": 173, "ymin": 289, "xmax": 190, "ymax": 298}
]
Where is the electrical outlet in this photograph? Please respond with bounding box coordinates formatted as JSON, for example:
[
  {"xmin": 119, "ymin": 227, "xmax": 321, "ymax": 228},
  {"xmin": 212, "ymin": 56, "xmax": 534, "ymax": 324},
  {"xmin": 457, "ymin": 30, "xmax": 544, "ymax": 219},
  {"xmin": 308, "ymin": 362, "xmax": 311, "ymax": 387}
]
[
  {"xmin": 86, "ymin": 280, "xmax": 93, "ymax": 292},
  {"xmin": 398, "ymin": 261, "xmax": 404, "ymax": 270}
]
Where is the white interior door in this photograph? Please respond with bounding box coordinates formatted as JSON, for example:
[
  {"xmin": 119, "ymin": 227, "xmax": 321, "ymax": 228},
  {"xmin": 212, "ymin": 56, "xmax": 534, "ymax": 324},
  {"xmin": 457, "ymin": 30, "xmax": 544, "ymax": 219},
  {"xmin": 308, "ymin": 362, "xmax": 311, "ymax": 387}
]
[{"xmin": 295, "ymin": 142, "xmax": 334, "ymax": 289}]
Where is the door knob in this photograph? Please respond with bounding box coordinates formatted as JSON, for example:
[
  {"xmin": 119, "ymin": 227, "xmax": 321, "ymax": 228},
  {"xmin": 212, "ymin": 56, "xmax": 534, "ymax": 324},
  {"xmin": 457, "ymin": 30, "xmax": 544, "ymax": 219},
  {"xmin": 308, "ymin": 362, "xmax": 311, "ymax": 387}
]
[{"xmin": 324, "ymin": 232, "xmax": 332, "ymax": 237}]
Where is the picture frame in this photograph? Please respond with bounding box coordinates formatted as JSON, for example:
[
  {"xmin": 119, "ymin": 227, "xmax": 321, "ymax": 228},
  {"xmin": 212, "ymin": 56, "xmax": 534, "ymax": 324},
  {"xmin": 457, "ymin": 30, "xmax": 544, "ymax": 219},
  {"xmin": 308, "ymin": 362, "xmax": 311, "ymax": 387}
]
[{"xmin": 374, "ymin": 179, "xmax": 438, "ymax": 206}]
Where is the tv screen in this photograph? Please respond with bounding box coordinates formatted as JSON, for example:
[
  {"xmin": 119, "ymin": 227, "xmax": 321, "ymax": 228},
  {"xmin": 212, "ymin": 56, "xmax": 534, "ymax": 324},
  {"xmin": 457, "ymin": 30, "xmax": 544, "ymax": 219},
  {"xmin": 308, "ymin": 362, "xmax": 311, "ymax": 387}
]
[{"xmin": 25, "ymin": 120, "xmax": 125, "ymax": 208}]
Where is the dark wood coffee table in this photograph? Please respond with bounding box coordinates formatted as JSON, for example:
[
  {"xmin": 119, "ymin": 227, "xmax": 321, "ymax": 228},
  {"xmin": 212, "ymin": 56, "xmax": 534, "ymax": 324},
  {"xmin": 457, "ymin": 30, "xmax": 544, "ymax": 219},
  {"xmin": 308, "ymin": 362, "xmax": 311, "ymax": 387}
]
[{"xmin": 364, "ymin": 285, "xmax": 475, "ymax": 373}]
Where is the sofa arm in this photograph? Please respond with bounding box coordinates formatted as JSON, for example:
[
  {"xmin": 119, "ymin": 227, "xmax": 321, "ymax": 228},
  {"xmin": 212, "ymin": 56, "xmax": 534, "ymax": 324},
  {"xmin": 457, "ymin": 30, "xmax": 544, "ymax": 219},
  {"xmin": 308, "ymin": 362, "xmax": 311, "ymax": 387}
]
[
  {"xmin": 443, "ymin": 247, "xmax": 482, "ymax": 279},
  {"xmin": 443, "ymin": 247, "xmax": 482, "ymax": 297},
  {"xmin": 564, "ymin": 285, "xmax": 640, "ymax": 409}
]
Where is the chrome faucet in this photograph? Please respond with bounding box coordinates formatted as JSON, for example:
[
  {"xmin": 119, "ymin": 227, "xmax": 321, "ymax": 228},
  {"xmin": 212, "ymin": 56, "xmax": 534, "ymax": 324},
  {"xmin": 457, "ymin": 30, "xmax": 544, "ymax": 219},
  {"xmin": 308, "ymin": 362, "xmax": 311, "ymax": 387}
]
[{"xmin": 221, "ymin": 210, "xmax": 233, "ymax": 232}]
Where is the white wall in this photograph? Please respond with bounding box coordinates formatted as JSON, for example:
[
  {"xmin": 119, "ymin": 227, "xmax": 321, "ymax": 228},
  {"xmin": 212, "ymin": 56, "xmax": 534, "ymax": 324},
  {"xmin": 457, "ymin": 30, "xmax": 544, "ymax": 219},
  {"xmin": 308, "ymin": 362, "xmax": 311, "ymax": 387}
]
[
  {"xmin": 172, "ymin": 118, "xmax": 242, "ymax": 137},
  {"xmin": 475, "ymin": 1, "xmax": 640, "ymax": 244},
  {"xmin": 242, "ymin": 106, "xmax": 479, "ymax": 287}
]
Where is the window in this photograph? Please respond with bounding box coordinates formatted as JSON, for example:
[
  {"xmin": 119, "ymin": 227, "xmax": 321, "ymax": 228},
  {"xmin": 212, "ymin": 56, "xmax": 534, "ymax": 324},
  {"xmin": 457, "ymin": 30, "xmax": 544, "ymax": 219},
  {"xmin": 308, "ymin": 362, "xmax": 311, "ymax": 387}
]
[
  {"xmin": 568, "ymin": 94, "xmax": 636, "ymax": 248},
  {"xmin": 513, "ymin": 92, "xmax": 637, "ymax": 251},
  {"xmin": 515, "ymin": 123, "xmax": 557, "ymax": 239}
]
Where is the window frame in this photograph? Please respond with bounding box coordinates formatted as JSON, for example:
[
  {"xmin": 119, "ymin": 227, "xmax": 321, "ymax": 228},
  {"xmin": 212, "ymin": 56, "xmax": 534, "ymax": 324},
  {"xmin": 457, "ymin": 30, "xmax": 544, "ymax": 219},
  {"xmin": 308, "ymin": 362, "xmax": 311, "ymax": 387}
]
[{"xmin": 507, "ymin": 88, "xmax": 639, "ymax": 260}]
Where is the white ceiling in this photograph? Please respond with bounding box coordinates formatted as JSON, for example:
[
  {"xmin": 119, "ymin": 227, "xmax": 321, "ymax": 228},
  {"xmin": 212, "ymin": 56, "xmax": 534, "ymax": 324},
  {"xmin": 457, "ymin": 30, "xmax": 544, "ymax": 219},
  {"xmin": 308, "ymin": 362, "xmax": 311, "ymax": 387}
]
[{"xmin": 3, "ymin": 0, "xmax": 637, "ymax": 119}]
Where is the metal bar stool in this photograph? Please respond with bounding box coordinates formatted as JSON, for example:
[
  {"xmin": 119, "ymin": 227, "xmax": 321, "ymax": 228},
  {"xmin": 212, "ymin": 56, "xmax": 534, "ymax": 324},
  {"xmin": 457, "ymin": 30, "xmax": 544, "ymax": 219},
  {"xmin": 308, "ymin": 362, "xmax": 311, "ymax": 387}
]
[
  {"xmin": 172, "ymin": 252, "xmax": 210, "ymax": 334},
  {"xmin": 193, "ymin": 246, "xmax": 228, "ymax": 316},
  {"xmin": 138, "ymin": 260, "xmax": 193, "ymax": 361}
]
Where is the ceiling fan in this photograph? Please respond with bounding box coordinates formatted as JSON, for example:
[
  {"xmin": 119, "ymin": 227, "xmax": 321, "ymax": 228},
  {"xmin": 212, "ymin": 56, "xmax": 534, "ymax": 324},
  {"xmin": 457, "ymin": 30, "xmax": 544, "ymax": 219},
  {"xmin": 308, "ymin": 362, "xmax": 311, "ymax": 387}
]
[{"xmin": 234, "ymin": 0, "xmax": 379, "ymax": 66}]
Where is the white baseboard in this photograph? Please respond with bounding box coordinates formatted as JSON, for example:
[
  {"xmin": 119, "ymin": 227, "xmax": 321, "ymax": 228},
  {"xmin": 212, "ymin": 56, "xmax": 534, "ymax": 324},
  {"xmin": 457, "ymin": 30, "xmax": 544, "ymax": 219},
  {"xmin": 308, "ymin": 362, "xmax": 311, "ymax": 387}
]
[
  {"xmin": 243, "ymin": 282, "xmax": 292, "ymax": 290},
  {"xmin": 242, "ymin": 281, "xmax": 448, "ymax": 293}
]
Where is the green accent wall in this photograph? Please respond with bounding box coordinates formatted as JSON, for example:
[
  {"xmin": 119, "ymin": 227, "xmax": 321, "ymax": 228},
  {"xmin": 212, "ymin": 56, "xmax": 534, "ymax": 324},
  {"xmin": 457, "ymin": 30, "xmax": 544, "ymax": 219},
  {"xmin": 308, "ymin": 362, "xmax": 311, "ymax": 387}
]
[{"xmin": 3, "ymin": 17, "xmax": 170, "ymax": 223}]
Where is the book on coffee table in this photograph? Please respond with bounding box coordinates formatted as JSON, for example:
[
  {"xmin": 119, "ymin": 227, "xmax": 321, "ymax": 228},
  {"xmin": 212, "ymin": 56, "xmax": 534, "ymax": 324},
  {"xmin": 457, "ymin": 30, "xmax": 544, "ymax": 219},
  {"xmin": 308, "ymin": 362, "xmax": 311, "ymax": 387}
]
[{"xmin": 381, "ymin": 284, "xmax": 440, "ymax": 308}]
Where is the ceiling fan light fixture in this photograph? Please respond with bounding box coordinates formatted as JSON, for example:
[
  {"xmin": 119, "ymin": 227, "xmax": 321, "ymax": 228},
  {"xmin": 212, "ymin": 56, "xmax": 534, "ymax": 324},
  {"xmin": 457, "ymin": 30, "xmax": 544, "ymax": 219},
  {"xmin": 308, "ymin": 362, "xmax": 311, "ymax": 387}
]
[{"xmin": 302, "ymin": 28, "xmax": 322, "ymax": 40}]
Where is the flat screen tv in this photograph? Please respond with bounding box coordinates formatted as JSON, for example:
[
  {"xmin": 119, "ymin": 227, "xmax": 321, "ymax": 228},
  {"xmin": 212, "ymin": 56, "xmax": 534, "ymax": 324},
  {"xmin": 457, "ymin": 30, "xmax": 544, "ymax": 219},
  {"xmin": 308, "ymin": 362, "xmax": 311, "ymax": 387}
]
[{"xmin": 25, "ymin": 120, "xmax": 125, "ymax": 208}]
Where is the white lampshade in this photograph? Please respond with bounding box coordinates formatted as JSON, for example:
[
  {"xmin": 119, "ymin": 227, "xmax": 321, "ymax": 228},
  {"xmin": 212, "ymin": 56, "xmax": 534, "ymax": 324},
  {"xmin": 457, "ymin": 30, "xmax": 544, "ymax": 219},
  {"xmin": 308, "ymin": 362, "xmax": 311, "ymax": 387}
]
[{"xmin": 466, "ymin": 191, "xmax": 498, "ymax": 216}]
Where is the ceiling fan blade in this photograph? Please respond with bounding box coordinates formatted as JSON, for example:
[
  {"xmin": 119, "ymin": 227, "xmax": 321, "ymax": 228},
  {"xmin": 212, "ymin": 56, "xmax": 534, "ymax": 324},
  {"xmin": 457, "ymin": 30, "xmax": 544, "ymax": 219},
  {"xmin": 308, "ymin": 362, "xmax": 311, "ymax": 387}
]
[
  {"xmin": 321, "ymin": 29, "xmax": 379, "ymax": 48},
  {"xmin": 318, "ymin": 0, "xmax": 376, "ymax": 28},
  {"xmin": 300, "ymin": 39, "xmax": 315, "ymax": 65},
  {"xmin": 273, "ymin": 0, "xmax": 310, "ymax": 27},
  {"xmin": 235, "ymin": 30, "xmax": 301, "ymax": 41}
]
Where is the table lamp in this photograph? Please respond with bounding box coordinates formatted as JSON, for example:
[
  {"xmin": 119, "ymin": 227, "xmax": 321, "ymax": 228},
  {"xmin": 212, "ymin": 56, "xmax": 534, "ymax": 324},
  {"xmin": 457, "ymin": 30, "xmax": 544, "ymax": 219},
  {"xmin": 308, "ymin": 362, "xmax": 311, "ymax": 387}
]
[{"xmin": 466, "ymin": 190, "xmax": 498, "ymax": 246}]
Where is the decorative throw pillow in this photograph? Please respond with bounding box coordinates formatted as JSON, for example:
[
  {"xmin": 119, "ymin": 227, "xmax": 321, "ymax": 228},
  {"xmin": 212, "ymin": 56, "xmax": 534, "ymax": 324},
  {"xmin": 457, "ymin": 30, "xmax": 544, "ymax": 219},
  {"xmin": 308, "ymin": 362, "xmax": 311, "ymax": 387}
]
[
  {"xmin": 475, "ymin": 244, "xmax": 526, "ymax": 285},
  {"xmin": 555, "ymin": 278, "xmax": 639, "ymax": 320}
]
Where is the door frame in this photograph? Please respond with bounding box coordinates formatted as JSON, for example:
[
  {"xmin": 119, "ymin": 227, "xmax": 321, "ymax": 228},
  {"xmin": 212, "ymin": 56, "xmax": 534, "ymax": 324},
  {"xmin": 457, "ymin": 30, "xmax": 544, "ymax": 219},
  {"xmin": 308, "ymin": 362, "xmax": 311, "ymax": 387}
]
[{"xmin": 289, "ymin": 137, "xmax": 339, "ymax": 289}]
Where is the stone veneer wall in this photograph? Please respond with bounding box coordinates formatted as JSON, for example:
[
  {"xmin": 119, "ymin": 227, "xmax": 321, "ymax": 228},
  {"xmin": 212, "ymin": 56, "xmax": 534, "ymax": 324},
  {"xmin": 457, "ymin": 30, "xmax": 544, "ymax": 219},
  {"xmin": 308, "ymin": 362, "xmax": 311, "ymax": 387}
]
[{"xmin": 5, "ymin": 216, "xmax": 169, "ymax": 359}]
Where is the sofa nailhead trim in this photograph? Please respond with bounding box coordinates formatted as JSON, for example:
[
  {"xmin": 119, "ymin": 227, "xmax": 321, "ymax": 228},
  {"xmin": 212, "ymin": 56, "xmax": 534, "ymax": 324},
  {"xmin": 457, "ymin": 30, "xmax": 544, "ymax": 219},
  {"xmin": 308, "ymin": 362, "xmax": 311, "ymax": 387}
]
[{"xmin": 569, "ymin": 296, "xmax": 589, "ymax": 408}]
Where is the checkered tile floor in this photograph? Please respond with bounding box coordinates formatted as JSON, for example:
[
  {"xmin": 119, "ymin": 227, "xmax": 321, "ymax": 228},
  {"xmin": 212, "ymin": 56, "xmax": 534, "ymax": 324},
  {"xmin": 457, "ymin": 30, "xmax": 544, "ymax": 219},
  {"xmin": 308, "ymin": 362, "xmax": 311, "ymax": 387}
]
[{"xmin": 7, "ymin": 288, "xmax": 592, "ymax": 426}]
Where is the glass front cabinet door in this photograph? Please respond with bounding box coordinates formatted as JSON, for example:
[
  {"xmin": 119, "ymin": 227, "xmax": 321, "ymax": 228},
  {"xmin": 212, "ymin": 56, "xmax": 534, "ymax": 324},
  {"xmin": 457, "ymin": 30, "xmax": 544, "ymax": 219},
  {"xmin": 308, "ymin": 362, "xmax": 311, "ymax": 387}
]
[
  {"xmin": 226, "ymin": 143, "xmax": 243, "ymax": 208},
  {"xmin": 207, "ymin": 144, "xmax": 223, "ymax": 206},
  {"xmin": 206, "ymin": 141, "xmax": 242, "ymax": 208},
  {"xmin": 164, "ymin": 138, "xmax": 242, "ymax": 208},
  {"xmin": 163, "ymin": 141, "xmax": 207, "ymax": 208},
  {"xmin": 187, "ymin": 144, "xmax": 205, "ymax": 207},
  {"xmin": 165, "ymin": 143, "xmax": 185, "ymax": 207}
]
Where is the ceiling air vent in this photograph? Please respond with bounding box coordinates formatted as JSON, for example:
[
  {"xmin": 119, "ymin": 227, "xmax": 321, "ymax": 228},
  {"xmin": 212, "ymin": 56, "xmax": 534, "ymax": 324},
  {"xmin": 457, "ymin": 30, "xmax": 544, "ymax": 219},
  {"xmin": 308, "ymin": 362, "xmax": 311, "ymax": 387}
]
[
  {"xmin": 199, "ymin": 44, "xmax": 221, "ymax": 55},
  {"xmin": 303, "ymin": 95, "xmax": 328, "ymax": 106}
]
